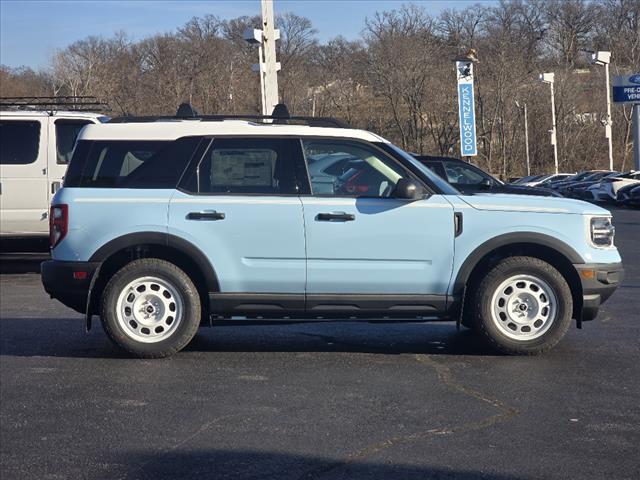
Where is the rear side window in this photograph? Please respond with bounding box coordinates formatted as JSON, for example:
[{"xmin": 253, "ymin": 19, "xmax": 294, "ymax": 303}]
[
  {"xmin": 64, "ymin": 137, "xmax": 202, "ymax": 188},
  {"xmin": 443, "ymin": 163, "xmax": 485, "ymax": 185},
  {"xmin": 0, "ymin": 120, "xmax": 41, "ymax": 165},
  {"xmin": 55, "ymin": 120, "xmax": 92, "ymax": 165},
  {"xmin": 182, "ymin": 138, "xmax": 300, "ymax": 195}
]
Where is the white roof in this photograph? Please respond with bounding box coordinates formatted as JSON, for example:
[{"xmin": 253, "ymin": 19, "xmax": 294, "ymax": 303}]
[
  {"xmin": 0, "ymin": 110, "xmax": 106, "ymax": 120},
  {"xmin": 76, "ymin": 119, "xmax": 389, "ymax": 143}
]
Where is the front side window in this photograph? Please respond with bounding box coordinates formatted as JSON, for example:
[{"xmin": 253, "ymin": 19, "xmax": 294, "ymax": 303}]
[
  {"xmin": 302, "ymin": 139, "xmax": 407, "ymax": 197},
  {"xmin": 187, "ymin": 138, "xmax": 299, "ymax": 195},
  {"xmin": 55, "ymin": 120, "xmax": 92, "ymax": 164},
  {"xmin": 0, "ymin": 120, "xmax": 41, "ymax": 165}
]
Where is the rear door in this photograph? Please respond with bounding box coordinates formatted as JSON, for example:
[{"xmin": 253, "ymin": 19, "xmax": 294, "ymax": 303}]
[
  {"xmin": 299, "ymin": 138, "xmax": 455, "ymax": 302},
  {"xmin": 169, "ymin": 137, "xmax": 307, "ymax": 313},
  {"xmin": 0, "ymin": 116, "xmax": 49, "ymax": 236}
]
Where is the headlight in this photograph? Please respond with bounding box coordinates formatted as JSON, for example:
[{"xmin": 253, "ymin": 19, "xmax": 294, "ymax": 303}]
[{"xmin": 589, "ymin": 216, "xmax": 615, "ymax": 248}]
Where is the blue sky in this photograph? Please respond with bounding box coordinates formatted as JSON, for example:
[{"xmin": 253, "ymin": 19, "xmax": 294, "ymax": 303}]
[{"xmin": 1, "ymin": 0, "xmax": 495, "ymax": 69}]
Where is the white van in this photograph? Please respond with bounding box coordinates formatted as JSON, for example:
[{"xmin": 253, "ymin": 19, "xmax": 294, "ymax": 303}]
[{"xmin": 0, "ymin": 107, "xmax": 106, "ymax": 239}]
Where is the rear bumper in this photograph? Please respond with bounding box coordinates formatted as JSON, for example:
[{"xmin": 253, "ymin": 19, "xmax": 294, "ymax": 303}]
[
  {"xmin": 41, "ymin": 260, "xmax": 100, "ymax": 313},
  {"xmin": 574, "ymin": 262, "xmax": 624, "ymax": 321}
]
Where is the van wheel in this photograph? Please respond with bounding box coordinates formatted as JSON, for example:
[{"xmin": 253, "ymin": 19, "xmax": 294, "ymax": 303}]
[
  {"xmin": 471, "ymin": 256, "xmax": 572, "ymax": 355},
  {"xmin": 101, "ymin": 259, "xmax": 201, "ymax": 358}
]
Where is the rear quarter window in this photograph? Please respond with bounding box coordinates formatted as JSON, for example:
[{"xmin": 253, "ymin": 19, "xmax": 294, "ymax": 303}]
[
  {"xmin": 64, "ymin": 137, "xmax": 202, "ymax": 188},
  {"xmin": 0, "ymin": 120, "xmax": 41, "ymax": 165}
]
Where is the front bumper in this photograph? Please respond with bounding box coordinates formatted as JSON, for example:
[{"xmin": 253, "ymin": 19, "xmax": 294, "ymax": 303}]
[
  {"xmin": 41, "ymin": 260, "xmax": 101, "ymax": 313},
  {"xmin": 574, "ymin": 262, "xmax": 624, "ymax": 321}
]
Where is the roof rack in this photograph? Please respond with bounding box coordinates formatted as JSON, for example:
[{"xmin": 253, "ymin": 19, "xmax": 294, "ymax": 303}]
[
  {"xmin": 0, "ymin": 96, "xmax": 110, "ymax": 113},
  {"xmin": 107, "ymin": 103, "xmax": 349, "ymax": 129}
]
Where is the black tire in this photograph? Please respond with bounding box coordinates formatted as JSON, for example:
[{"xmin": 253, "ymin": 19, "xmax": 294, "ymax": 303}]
[
  {"xmin": 470, "ymin": 256, "xmax": 573, "ymax": 355},
  {"xmin": 100, "ymin": 258, "xmax": 201, "ymax": 358}
]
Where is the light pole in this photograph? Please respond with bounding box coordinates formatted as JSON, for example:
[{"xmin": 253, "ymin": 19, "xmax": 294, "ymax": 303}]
[
  {"xmin": 539, "ymin": 72, "xmax": 559, "ymax": 174},
  {"xmin": 243, "ymin": 0, "xmax": 281, "ymax": 115},
  {"xmin": 515, "ymin": 100, "xmax": 531, "ymax": 176},
  {"xmin": 590, "ymin": 51, "xmax": 613, "ymax": 171},
  {"xmin": 243, "ymin": 28, "xmax": 267, "ymax": 114}
]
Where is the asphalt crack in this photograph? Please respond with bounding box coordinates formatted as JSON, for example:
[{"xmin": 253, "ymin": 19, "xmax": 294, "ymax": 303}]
[{"xmin": 297, "ymin": 354, "xmax": 519, "ymax": 480}]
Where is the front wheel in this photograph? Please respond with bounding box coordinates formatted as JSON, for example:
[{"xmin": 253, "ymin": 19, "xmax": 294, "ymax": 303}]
[
  {"xmin": 101, "ymin": 259, "xmax": 201, "ymax": 358},
  {"xmin": 471, "ymin": 256, "xmax": 573, "ymax": 355}
]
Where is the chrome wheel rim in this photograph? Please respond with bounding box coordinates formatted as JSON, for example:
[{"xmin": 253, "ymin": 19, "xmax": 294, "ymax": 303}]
[
  {"xmin": 490, "ymin": 274, "xmax": 557, "ymax": 341},
  {"xmin": 115, "ymin": 276, "xmax": 184, "ymax": 343}
]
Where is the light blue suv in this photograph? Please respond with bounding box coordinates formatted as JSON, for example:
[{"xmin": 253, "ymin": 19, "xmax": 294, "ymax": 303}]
[{"xmin": 41, "ymin": 107, "xmax": 623, "ymax": 358}]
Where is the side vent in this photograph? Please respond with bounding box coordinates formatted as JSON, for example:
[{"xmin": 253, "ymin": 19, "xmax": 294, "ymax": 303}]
[{"xmin": 454, "ymin": 212, "xmax": 463, "ymax": 237}]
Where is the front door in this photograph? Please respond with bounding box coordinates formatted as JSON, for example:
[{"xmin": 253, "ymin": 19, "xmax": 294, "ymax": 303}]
[
  {"xmin": 169, "ymin": 137, "xmax": 307, "ymax": 314},
  {"xmin": 299, "ymin": 139, "xmax": 455, "ymax": 307}
]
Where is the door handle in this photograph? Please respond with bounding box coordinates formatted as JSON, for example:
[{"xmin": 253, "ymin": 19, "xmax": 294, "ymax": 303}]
[
  {"xmin": 316, "ymin": 212, "xmax": 355, "ymax": 222},
  {"xmin": 186, "ymin": 210, "xmax": 225, "ymax": 221},
  {"xmin": 51, "ymin": 181, "xmax": 61, "ymax": 194}
]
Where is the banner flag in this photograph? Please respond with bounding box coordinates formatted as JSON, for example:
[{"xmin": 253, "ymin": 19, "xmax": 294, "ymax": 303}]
[{"xmin": 456, "ymin": 61, "xmax": 478, "ymax": 157}]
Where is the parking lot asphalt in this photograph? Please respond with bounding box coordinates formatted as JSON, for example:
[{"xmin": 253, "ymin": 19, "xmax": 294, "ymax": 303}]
[{"xmin": 1, "ymin": 207, "xmax": 638, "ymax": 480}]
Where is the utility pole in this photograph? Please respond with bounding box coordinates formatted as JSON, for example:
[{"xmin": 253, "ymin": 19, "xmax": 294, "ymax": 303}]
[
  {"xmin": 604, "ymin": 60, "xmax": 614, "ymax": 171},
  {"xmin": 516, "ymin": 101, "xmax": 531, "ymax": 176},
  {"xmin": 539, "ymin": 73, "xmax": 559, "ymax": 174},
  {"xmin": 261, "ymin": 0, "xmax": 279, "ymax": 114},
  {"xmin": 590, "ymin": 52, "xmax": 614, "ymax": 170}
]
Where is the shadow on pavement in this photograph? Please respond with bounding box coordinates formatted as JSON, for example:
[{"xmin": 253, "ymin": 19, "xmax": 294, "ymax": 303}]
[
  {"xmin": 0, "ymin": 318, "xmax": 499, "ymax": 358},
  {"xmin": 0, "ymin": 259, "xmax": 44, "ymax": 274},
  {"xmin": 97, "ymin": 449, "xmax": 529, "ymax": 480}
]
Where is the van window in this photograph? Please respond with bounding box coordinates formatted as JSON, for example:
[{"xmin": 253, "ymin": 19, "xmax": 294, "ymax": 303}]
[
  {"xmin": 64, "ymin": 137, "xmax": 202, "ymax": 188},
  {"xmin": 55, "ymin": 120, "xmax": 92, "ymax": 164},
  {"xmin": 0, "ymin": 120, "xmax": 41, "ymax": 165}
]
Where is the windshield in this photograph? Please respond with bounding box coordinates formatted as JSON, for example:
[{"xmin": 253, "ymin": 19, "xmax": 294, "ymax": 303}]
[{"xmin": 383, "ymin": 143, "xmax": 460, "ymax": 195}]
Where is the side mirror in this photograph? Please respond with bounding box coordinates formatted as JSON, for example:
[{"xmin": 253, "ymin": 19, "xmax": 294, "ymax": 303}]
[
  {"xmin": 479, "ymin": 178, "xmax": 493, "ymax": 189},
  {"xmin": 394, "ymin": 178, "xmax": 422, "ymax": 200}
]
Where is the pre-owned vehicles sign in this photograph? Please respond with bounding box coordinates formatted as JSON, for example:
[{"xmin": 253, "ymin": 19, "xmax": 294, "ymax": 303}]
[{"xmin": 613, "ymin": 74, "xmax": 640, "ymax": 103}]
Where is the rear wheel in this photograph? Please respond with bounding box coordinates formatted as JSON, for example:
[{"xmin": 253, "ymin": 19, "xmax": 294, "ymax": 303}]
[
  {"xmin": 471, "ymin": 256, "xmax": 572, "ymax": 355},
  {"xmin": 101, "ymin": 258, "xmax": 201, "ymax": 358}
]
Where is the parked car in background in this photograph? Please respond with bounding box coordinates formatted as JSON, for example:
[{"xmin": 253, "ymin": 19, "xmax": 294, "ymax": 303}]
[
  {"xmin": 619, "ymin": 184, "xmax": 640, "ymax": 207},
  {"xmin": 41, "ymin": 104, "xmax": 623, "ymax": 358},
  {"xmin": 511, "ymin": 174, "xmax": 545, "ymax": 185},
  {"xmin": 536, "ymin": 174, "xmax": 575, "ymax": 188},
  {"xmin": 413, "ymin": 155, "xmax": 562, "ymax": 197},
  {"xmin": 560, "ymin": 171, "xmax": 620, "ymax": 198},
  {"xmin": 0, "ymin": 98, "xmax": 107, "ymax": 241},
  {"xmin": 306, "ymin": 152, "xmax": 358, "ymax": 194},
  {"xmin": 584, "ymin": 171, "xmax": 640, "ymax": 202},
  {"xmin": 547, "ymin": 171, "xmax": 607, "ymax": 191},
  {"xmin": 519, "ymin": 173, "xmax": 573, "ymax": 187}
]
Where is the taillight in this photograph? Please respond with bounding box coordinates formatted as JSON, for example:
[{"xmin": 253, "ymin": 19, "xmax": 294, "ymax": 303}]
[{"xmin": 50, "ymin": 204, "xmax": 68, "ymax": 248}]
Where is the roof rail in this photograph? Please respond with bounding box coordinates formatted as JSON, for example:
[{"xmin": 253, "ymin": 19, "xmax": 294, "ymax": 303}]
[
  {"xmin": 0, "ymin": 96, "xmax": 110, "ymax": 113},
  {"xmin": 107, "ymin": 103, "xmax": 349, "ymax": 128}
]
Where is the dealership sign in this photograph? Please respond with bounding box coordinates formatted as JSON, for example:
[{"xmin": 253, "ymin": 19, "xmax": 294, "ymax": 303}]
[
  {"xmin": 613, "ymin": 74, "xmax": 640, "ymax": 103},
  {"xmin": 456, "ymin": 61, "xmax": 478, "ymax": 157}
]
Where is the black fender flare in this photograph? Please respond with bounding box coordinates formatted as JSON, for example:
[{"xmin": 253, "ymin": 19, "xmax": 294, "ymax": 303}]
[
  {"xmin": 452, "ymin": 232, "xmax": 583, "ymax": 297},
  {"xmin": 89, "ymin": 231, "xmax": 220, "ymax": 291}
]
